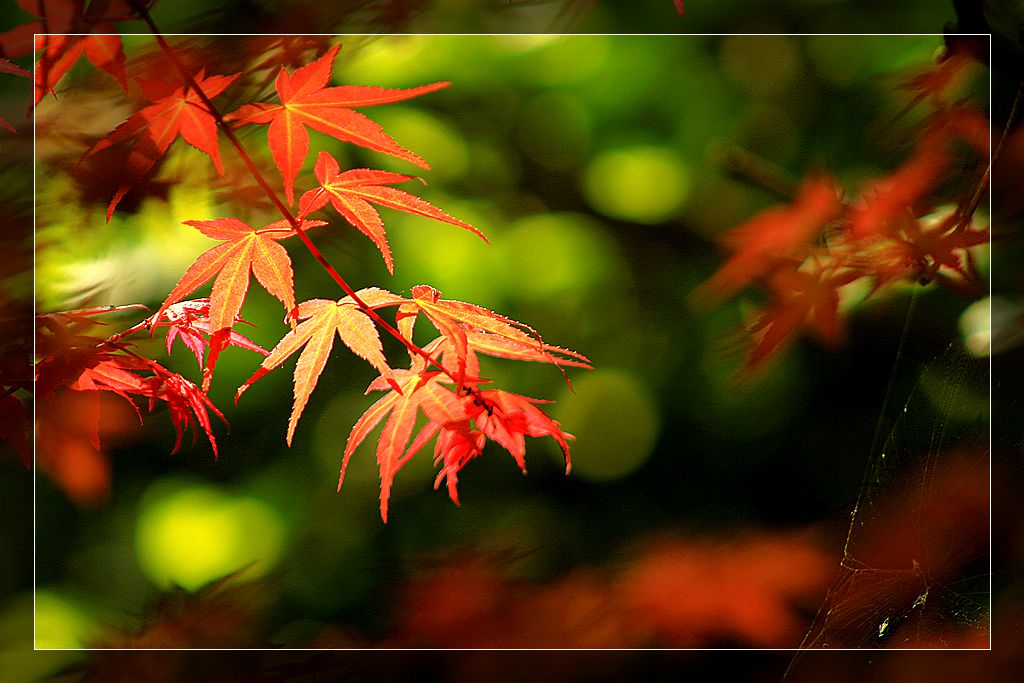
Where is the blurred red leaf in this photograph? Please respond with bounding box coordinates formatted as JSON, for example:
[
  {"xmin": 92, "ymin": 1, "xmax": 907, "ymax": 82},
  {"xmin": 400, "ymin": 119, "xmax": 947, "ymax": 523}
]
[
  {"xmin": 850, "ymin": 111, "xmax": 988, "ymax": 241},
  {"xmin": 620, "ymin": 531, "xmax": 833, "ymax": 647},
  {"xmin": 36, "ymin": 389, "xmax": 134, "ymax": 506},
  {"xmin": 743, "ymin": 265, "xmax": 854, "ymax": 371},
  {"xmin": 385, "ymin": 530, "xmax": 832, "ymax": 648},
  {"xmin": 694, "ymin": 175, "xmax": 842, "ymax": 306},
  {"xmin": 902, "ymin": 47, "xmax": 976, "ymax": 104},
  {"xmin": 849, "ymin": 146, "xmax": 950, "ymax": 240},
  {"xmin": 863, "ymin": 212, "xmax": 989, "ymax": 293},
  {"xmin": 86, "ymin": 69, "xmax": 240, "ymax": 218}
]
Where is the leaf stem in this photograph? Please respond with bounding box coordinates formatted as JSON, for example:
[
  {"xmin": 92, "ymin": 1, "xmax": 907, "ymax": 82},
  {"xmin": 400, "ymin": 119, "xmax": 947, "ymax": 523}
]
[{"xmin": 103, "ymin": 318, "xmax": 151, "ymax": 345}]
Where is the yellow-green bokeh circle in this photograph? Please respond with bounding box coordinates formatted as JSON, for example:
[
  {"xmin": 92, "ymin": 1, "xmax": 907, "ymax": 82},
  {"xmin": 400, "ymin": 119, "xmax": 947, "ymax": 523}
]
[
  {"xmin": 582, "ymin": 146, "xmax": 692, "ymax": 224},
  {"xmin": 498, "ymin": 212, "xmax": 620, "ymax": 302},
  {"xmin": 34, "ymin": 591, "xmax": 96, "ymax": 649},
  {"xmin": 553, "ymin": 369, "xmax": 660, "ymax": 482},
  {"xmin": 135, "ymin": 482, "xmax": 286, "ymax": 591}
]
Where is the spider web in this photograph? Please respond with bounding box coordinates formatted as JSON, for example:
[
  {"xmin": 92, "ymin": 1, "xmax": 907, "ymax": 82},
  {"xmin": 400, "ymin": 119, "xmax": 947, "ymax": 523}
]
[{"xmin": 795, "ymin": 324, "xmax": 990, "ymax": 650}]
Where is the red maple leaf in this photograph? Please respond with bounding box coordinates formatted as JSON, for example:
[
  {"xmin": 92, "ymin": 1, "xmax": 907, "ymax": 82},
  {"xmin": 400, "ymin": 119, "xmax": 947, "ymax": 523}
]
[
  {"xmin": 849, "ymin": 111, "xmax": 987, "ymax": 241},
  {"xmin": 860, "ymin": 212, "xmax": 989, "ymax": 293},
  {"xmin": 86, "ymin": 69, "xmax": 240, "ymax": 218},
  {"xmin": 149, "ymin": 298, "xmax": 268, "ymax": 370},
  {"xmin": 39, "ymin": 344, "xmax": 226, "ymax": 459},
  {"xmin": 32, "ymin": 33, "xmax": 127, "ymax": 104},
  {"xmin": 426, "ymin": 423, "xmax": 486, "ymax": 506},
  {"xmin": 0, "ymin": 57, "xmax": 30, "ymax": 79},
  {"xmin": 902, "ymin": 46, "xmax": 976, "ymax": 105},
  {"xmin": 0, "ymin": 1, "xmax": 146, "ymax": 57},
  {"xmin": 467, "ymin": 388, "xmax": 573, "ymax": 472},
  {"xmin": 35, "ymin": 305, "xmax": 227, "ymax": 451},
  {"xmin": 340, "ymin": 331, "xmax": 579, "ymax": 521},
  {"xmin": 139, "ymin": 358, "xmax": 226, "ymax": 457},
  {"xmin": 298, "ymin": 151, "xmax": 486, "ymax": 273},
  {"xmin": 153, "ymin": 217, "xmax": 325, "ymax": 391},
  {"xmin": 848, "ymin": 145, "xmax": 949, "ymax": 240},
  {"xmin": 66, "ymin": 348, "xmax": 226, "ymax": 456},
  {"xmin": 224, "ymin": 44, "xmax": 449, "ymax": 204},
  {"xmin": 368, "ymin": 382, "xmax": 574, "ymax": 519},
  {"xmin": 35, "ymin": 307, "xmax": 229, "ymax": 503}
]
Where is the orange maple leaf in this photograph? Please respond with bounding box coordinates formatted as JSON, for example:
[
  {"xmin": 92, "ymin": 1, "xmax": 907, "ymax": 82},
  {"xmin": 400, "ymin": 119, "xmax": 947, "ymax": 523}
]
[
  {"xmin": 236, "ymin": 287, "xmax": 406, "ymax": 445},
  {"xmin": 343, "ymin": 369, "xmax": 469, "ymax": 522},
  {"xmin": 298, "ymin": 151, "xmax": 486, "ymax": 273},
  {"xmin": 401, "ymin": 285, "xmax": 544, "ymax": 380},
  {"xmin": 154, "ymin": 217, "xmax": 325, "ymax": 390}
]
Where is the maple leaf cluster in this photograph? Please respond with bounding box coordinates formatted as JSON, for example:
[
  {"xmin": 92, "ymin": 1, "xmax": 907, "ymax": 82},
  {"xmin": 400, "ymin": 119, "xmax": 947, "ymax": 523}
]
[
  {"xmin": 236, "ymin": 284, "xmax": 589, "ymax": 521},
  {"xmin": 695, "ymin": 47, "xmax": 990, "ymax": 371},
  {"xmin": 24, "ymin": 34, "xmax": 589, "ymax": 520},
  {"xmin": 34, "ymin": 306, "xmax": 227, "ymax": 503}
]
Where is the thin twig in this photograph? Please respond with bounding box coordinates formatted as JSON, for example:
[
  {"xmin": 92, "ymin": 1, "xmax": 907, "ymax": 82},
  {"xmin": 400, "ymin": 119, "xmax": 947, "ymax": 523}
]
[
  {"xmin": 721, "ymin": 147, "xmax": 798, "ymax": 203},
  {"xmin": 960, "ymin": 80, "xmax": 1022, "ymax": 221}
]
